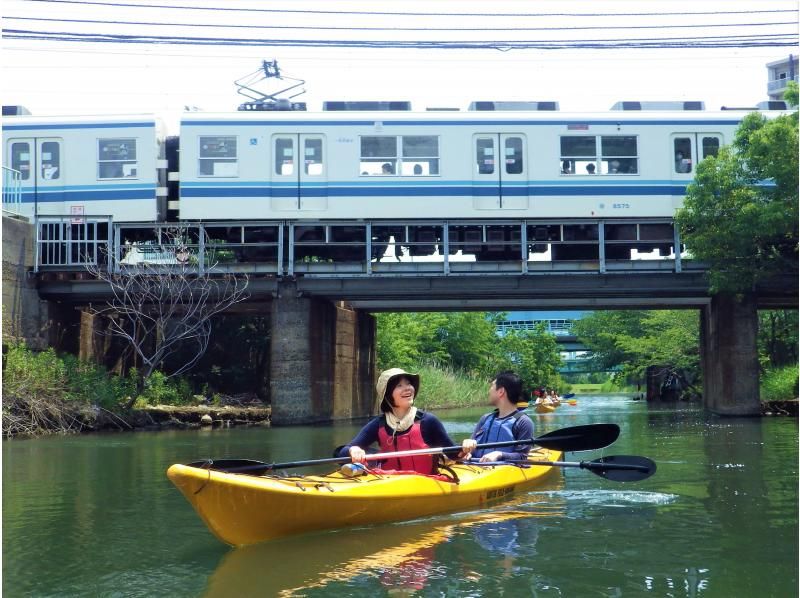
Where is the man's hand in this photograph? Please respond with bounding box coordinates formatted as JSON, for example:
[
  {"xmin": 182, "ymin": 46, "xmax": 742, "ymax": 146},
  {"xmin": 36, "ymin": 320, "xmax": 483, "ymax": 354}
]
[{"xmin": 479, "ymin": 450, "xmax": 504, "ymax": 463}]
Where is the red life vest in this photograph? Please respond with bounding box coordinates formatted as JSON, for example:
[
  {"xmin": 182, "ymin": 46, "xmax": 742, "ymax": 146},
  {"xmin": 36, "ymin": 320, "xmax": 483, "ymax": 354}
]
[{"xmin": 377, "ymin": 418, "xmax": 436, "ymax": 474}]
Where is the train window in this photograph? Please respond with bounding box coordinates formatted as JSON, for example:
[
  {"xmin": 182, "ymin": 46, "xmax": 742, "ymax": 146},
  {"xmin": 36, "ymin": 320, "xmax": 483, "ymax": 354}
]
[
  {"xmin": 274, "ymin": 137, "xmax": 294, "ymax": 176},
  {"xmin": 475, "ymin": 137, "xmax": 495, "ymax": 175},
  {"xmin": 304, "ymin": 138, "xmax": 323, "ymax": 176},
  {"xmin": 41, "ymin": 141, "xmax": 60, "ymax": 180},
  {"xmin": 10, "ymin": 142, "xmax": 31, "ymax": 180},
  {"xmin": 600, "ymin": 136, "xmax": 638, "ymax": 174},
  {"xmin": 702, "ymin": 137, "xmax": 720, "ymax": 159},
  {"xmin": 401, "ymin": 135, "xmax": 439, "ymax": 176},
  {"xmin": 560, "ymin": 136, "xmax": 596, "ymax": 175},
  {"xmin": 505, "ymin": 137, "xmax": 523, "ymax": 174},
  {"xmin": 360, "ymin": 136, "xmax": 397, "ymax": 175},
  {"xmin": 673, "ymin": 138, "xmax": 693, "ymax": 173},
  {"xmin": 199, "ymin": 136, "xmax": 237, "ymax": 177},
  {"xmin": 98, "ymin": 138, "xmax": 138, "ymax": 179}
]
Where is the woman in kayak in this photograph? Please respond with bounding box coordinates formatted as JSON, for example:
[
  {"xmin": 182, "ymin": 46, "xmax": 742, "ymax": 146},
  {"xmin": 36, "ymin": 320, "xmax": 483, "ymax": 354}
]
[{"xmin": 337, "ymin": 368, "xmax": 473, "ymax": 474}]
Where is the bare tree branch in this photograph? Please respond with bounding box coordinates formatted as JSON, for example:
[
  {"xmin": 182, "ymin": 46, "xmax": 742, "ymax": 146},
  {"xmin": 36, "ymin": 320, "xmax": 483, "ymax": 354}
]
[{"xmin": 86, "ymin": 226, "xmax": 249, "ymax": 408}]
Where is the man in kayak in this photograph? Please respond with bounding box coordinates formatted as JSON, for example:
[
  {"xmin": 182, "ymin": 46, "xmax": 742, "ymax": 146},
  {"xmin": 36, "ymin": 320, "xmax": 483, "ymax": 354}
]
[
  {"xmin": 461, "ymin": 371, "xmax": 534, "ymax": 463},
  {"xmin": 337, "ymin": 368, "xmax": 474, "ymax": 474}
]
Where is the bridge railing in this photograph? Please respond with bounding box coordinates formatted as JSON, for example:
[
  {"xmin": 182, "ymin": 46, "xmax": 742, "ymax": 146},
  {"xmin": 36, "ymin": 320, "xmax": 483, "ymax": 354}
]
[
  {"xmin": 35, "ymin": 215, "xmax": 113, "ymax": 272},
  {"xmin": 34, "ymin": 217, "xmax": 693, "ymax": 277},
  {"xmin": 2, "ymin": 166, "xmax": 23, "ymax": 216}
]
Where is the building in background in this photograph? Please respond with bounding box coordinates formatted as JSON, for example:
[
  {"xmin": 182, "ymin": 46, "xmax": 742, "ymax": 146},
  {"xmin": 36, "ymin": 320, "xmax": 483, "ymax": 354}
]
[{"xmin": 766, "ymin": 55, "xmax": 798, "ymax": 102}]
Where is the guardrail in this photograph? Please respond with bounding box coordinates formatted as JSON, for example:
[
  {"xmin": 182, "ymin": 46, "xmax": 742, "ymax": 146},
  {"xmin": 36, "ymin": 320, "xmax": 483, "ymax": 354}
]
[
  {"xmin": 34, "ymin": 218, "xmax": 689, "ymax": 276},
  {"xmin": 768, "ymin": 75, "xmax": 798, "ymax": 93},
  {"xmin": 2, "ymin": 166, "xmax": 23, "ymax": 216}
]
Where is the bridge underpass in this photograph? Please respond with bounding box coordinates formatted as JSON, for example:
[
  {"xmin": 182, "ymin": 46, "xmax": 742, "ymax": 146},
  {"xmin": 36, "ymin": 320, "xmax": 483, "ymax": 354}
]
[{"xmin": 7, "ymin": 215, "xmax": 798, "ymax": 423}]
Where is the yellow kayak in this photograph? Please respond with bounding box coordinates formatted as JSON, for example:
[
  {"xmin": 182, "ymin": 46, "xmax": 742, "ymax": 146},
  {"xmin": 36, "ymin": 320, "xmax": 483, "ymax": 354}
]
[
  {"xmin": 167, "ymin": 447, "xmax": 563, "ymax": 546},
  {"xmin": 534, "ymin": 403, "xmax": 557, "ymax": 414}
]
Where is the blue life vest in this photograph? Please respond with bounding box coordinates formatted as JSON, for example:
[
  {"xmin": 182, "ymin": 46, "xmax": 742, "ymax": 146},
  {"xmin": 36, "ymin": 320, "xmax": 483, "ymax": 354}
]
[{"xmin": 472, "ymin": 411, "xmax": 523, "ymax": 458}]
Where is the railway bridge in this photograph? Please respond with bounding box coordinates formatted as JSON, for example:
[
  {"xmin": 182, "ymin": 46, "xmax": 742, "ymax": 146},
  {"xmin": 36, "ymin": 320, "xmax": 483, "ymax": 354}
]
[{"xmin": 3, "ymin": 215, "xmax": 797, "ymax": 423}]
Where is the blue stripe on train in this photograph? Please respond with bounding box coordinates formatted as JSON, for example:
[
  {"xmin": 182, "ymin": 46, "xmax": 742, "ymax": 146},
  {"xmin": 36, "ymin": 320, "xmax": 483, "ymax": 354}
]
[
  {"xmin": 180, "ymin": 185, "xmax": 688, "ymax": 198},
  {"xmin": 22, "ymin": 189, "xmax": 156, "ymax": 203}
]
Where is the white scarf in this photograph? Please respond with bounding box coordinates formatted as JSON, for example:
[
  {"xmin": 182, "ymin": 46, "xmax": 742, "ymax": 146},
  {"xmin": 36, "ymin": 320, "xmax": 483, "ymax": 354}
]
[{"xmin": 385, "ymin": 406, "xmax": 418, "ymax": 434}]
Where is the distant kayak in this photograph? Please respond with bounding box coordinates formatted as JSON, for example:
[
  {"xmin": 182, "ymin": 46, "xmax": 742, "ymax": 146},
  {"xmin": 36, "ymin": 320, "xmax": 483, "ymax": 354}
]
[
  {"xmin": 567, "ymin": 399, "xmax": 578, "ymax": 406},
  {"xmin": 562, "ymin": 393, "xmax": 576, "ymax": 399}
]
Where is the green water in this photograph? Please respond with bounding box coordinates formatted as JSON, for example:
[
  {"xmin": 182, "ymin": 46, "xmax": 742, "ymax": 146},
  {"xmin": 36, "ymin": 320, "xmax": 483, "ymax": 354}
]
[{"xmin": 3, "ymin": 397, "xmax": 798, "ymax": 597}]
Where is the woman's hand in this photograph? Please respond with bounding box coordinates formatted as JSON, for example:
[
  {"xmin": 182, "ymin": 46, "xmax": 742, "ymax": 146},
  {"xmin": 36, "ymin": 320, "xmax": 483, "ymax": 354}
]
[
  {"xmin": 459, "ymin": 439, "xmax": 478, "ymax": 459},
  {"xmin": 349, "ymin": 446, "xmax": 367, "ymax": 463}
]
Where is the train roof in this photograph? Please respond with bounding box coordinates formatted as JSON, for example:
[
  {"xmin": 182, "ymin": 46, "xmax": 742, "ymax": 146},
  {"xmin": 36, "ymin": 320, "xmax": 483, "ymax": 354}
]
[
  {"xmin": 2, "ymin": 113, "xmax": 163, "ymax": 130},
  {"xmin": 179, "ymin": 109, "xmax": 789, "ymax": 125}
]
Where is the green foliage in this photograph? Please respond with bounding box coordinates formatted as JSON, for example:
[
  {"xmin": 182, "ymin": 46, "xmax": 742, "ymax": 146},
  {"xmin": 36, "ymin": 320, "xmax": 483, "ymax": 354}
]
[
  {"xmin": 784, "ymin": 80, "xmax": 799, "ymax": 108},
  {"xmin": 676, "ymin": 107, "xmax": 799, "ymax": 293},
  {"xmin": 760, "ymin": 365, "xmax": 799, "ymax": 402},
  {"xmin": 411, "ymin": 363, "xmax": 488, "ymax": 409},
  {"xmin": 758, "ymin": 310, "xmax": 799, "ymax": 368},
  {"xmin": 136, "ymin": 370, "xmax": 193, "ymax": 406},
  {"xmin": 573, "ymin": 310, "xmax": 700, "ymax": 381},
  {"xmin": 3, "ymin": 343, "xmax": 137, "ymax": 410},
  {"xmin": 376, "ymin": 312, "xmax": 564, "ymax": 394}
]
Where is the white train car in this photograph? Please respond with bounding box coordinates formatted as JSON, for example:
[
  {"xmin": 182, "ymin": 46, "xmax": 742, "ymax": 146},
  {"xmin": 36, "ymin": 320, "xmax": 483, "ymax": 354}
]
[
  {"xmin": 177, "ymin": 109, "xmax": 748, "ymax": 222},
  {"xmin": 2, "ymin": 114, "xmax": 166, "ymax": 221}
]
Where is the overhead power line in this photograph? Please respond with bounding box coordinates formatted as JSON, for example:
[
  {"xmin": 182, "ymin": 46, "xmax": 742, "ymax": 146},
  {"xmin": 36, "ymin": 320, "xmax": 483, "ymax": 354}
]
[
  {"xmin": 15, "ymin": 0, "xmax": 800, "ymax": 19},
  {"xmin": 3, "ymin": 29, "xmax": 797, "ymax": 50},
  {"xmin": 5, "ymin": 15, "xmax": 797, "ymax": 32}
]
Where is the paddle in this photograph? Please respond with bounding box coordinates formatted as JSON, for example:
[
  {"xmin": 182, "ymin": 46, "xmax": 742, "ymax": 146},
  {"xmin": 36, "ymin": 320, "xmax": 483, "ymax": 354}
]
[
  {"xmin": 474, "ymin": 455, "xmax": 657, "ymax": 482},
  {"xmin": 186, "ymin": 423, "xmax": 620, "ymax": 474}
]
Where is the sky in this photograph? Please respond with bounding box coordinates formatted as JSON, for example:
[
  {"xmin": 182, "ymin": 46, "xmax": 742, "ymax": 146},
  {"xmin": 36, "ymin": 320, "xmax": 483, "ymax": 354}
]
[{"xmin": 2, "ymin": 0, "xmax": 799, "ymax": 132}]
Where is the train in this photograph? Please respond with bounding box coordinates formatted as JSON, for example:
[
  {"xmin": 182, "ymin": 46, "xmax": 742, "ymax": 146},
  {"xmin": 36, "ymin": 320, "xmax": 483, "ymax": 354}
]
[{"xmin": 2, "ymin": 100, "xmax": 788, "ymax": 262}]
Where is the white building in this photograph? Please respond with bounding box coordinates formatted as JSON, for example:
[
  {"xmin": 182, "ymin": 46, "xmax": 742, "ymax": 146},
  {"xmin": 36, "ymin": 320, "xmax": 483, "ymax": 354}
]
[{"xmin": 767, "ymin": 55, "xmax": 798, "ymax": 102}]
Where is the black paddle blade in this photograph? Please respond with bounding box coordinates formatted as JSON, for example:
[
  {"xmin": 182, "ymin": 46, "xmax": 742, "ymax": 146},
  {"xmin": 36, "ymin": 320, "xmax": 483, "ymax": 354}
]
[
  {"xmin": 535, "ymin": 423, "xmax": 620, "ymax": 452},
  {"xmin": 584, "ymin": 455, "xmax": 657, "ymax": 482},
  {"xmin": 186, "ymin": 459, "xmax": 271, "ymax": 474}
]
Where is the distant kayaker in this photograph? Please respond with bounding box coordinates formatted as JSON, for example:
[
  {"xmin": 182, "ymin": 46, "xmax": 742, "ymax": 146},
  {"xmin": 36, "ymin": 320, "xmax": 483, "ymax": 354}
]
[
  {"xmin": 337, "ymin": 368, "xmax": 474, "ymax": 474},
  {"xmin": 461, "ymin": 371, "xmax": 534, "ymax": 463}
]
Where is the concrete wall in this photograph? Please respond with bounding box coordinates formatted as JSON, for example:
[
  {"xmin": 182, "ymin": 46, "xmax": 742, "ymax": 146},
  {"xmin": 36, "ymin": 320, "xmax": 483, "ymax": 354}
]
[
  {"xmin": 2, "ymin": 216, "xmax": 49, "ymax": 349},
  {"xmin": 700, "ymin": 294, "xmax": 761, "ymax": 416},
  {"xmin": 270, "ymin": 283, "xmax": 376, "ymax": 425}
]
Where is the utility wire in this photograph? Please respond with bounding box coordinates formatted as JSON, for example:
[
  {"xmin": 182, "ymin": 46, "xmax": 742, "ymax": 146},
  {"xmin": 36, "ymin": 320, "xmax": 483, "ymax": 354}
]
[
  {"xmin": 4, "ymin": 29, "xmax": 796, "ymax": 49},
  {"xmin": 15, "ymin": 0, "xmax": 800, "ymax": 18},
  {"xmin": 4, "ymin": 15, "xmax": 797, "ymax": 32}
]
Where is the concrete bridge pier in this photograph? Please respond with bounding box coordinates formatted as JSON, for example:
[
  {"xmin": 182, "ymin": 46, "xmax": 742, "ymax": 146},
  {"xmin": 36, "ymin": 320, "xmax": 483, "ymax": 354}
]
[
  {"xmin": 700, "ymin": 294, "xmax": 761, "ymax": 416},
  {"xmin": 270, "ymin": 282, "xmax": 376, "ymax": 425}
]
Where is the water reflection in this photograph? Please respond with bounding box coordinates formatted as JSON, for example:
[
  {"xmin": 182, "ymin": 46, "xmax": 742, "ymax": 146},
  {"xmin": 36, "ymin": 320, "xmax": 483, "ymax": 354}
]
[{"xmin": 204, "ymin": 487, "xmax": 566, "ymax": 597}]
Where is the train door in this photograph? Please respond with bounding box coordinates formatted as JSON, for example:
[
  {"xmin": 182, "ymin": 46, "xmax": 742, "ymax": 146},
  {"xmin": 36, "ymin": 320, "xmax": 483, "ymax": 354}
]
[
  {"xmin": 5, "ymin": 137, "xmax": 64, "ymax": 215},
  {"xmin": 472, "ymin": 133, "xmax": 528, "ymax": 210},
  {"xmin": 270, "ymin": 134, "xmax": 327, "ymax": 211}
]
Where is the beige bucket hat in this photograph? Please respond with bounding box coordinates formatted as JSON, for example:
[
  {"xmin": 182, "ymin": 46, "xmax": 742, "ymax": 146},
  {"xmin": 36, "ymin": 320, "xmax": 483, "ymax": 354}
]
[{"xmin": 376, "ymin": 368, "xmax": 420, "ymax": 405}]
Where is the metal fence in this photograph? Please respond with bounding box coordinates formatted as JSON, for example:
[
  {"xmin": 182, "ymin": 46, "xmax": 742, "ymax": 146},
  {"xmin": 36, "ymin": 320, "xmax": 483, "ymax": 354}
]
[
  {"xmin": 2, "ymin": 166, "xmax": 23, "ymax": 216},
  {"xmin": 34, "ymin": 217, "xmax": 691, "ymax": 276}
]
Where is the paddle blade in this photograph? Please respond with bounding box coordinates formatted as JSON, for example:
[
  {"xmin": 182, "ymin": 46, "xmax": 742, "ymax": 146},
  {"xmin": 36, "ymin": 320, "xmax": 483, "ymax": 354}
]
[
  {"xmin": 535, "ymin": 423, "xmax": 620, "ymax": 452},
  {"xmin": 585, "ymin": 455, "xmax": 657, "ymax": 482}
]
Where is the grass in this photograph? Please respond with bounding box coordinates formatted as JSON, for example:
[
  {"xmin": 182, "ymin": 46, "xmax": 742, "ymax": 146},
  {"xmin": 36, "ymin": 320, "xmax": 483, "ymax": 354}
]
[
  {"xmin": 761, "ymin": 365, "xmax": 799, "ymax": 402},
  {"xmin": 411, "ymin": 364, "xmax": 489, "ymax": 409}
]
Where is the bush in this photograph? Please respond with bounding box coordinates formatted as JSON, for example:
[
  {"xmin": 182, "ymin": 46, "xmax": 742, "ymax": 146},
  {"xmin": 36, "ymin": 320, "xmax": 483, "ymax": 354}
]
[
  {"xmin": 410, "ymin": 363, "xmax": 488, "ymax": 409},
  {"xmin": 137, "ymin": 370, "xmax": 194, "ymax": 406},
  {"xmin": 761, "ymin": 365, "xmax": 799, "ymax": 402}
]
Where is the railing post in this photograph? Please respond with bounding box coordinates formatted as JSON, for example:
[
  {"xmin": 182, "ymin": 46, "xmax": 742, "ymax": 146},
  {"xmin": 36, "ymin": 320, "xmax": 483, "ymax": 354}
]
[
  {"xmin": 520, "ymin": 220, "xmax": 528, "ymax": 274},
  {"xmin": 106, "ymin": 217, "xmax": 113, "ymax": 273},
  {"xmin": 288, "ymin": 223, "xmax": 295, "ymax": 277},
  {"xmin": 674, "ymin": 221, "xmax": 682, "ymax": 273},
  {"xmin": 33, "ymin": 215, "xmax": 40, "ymax": 273},
  {"xmin": 198, "ymin": 223, "xmax": 206, "ymax": 276},
  {"xmin": 598, "ymin": 220, "xmax": 606, "ymax": 274},
  {"xmin": 277, "ymin": 223, "xmax": 284, "ymax": 276},
  {"xmin": 366, "ymin": 222, "xmax": 373, "ymax": 275},
  {"xmin": 114, "ymin": 224, "xmax": 122, "ymax": 274},
  {"xmin": 442, "ymin": 222, "xmax": 450, "ymax": 275}
]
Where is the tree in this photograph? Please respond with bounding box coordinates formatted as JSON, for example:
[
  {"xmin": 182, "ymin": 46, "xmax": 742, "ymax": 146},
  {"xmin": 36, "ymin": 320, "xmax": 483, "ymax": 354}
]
[
  {"xmin": 676, "ymin": 84, "xmax": 798, "ymax": 293},
  {"xmin": 495, "ymin": 326, "xmax": 564, "ymax": 391},
  {"xmin": 574, "ymin": 310, "xmax": 700, "ymax": 382},
  {"xmin": 87, "ymin": 227, "xmax": 249, "ymax": 408}
]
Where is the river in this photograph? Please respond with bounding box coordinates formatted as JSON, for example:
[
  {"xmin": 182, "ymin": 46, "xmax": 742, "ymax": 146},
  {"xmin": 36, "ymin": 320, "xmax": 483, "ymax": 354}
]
[{"xmin": 3, "ymin": 396, "xmax": 798, "ymax": 597}]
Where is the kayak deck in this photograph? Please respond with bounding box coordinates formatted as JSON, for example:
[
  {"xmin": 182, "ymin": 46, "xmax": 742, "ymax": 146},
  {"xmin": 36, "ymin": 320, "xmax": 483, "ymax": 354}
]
[{"xmin": 167, "ymin": 447, "xmax": 563, "ymax": 546}]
